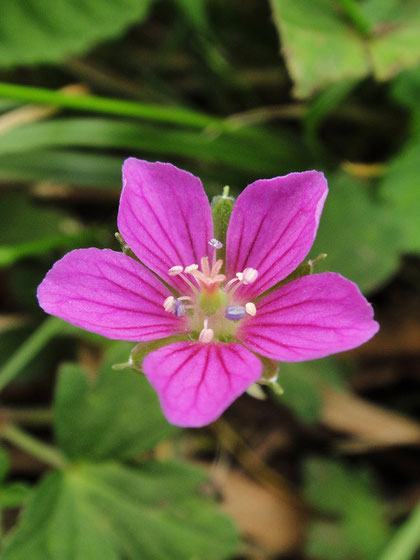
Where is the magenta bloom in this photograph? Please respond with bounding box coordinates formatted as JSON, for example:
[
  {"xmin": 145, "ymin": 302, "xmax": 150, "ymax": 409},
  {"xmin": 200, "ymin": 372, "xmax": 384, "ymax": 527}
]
[{"xmin": 38, "ymin": 159, "xmax": 378, "ymax": 427}]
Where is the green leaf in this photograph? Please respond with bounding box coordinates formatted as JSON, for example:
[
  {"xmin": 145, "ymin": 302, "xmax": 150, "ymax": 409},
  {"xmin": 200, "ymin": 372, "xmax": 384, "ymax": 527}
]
[
  {"xmin": 0, "ymin": 117, "xmax": 303, "ymax": 177},
  {"xmin": 0, "ymin": 194, "xmax": 96, "ymax": 267},
  {"xmin": 0, "ymin": 0, "xmax": 153, "ymax": 68},
  {"xmin": 0, "ymin": 449, "xmax": 29, "ymax": 510},
  {"xmin": 270, "ymin": 0, "xmax": 420, "ymax": 98},
  {"xmin": 269, "ymin": 0, "xmax": 369, "ymax": 98},
  {"xmin": 0, "ymin": 150, "xmax": 122, "ymax": 186},
  {"xmin": 310, "ymin": 171, "xmax": 401, "ymax": 293},
  {"xmin": 2, "ymin": 461, "xmax": 238, "ymax": 560},
  {"xmin": 275, "ymin": 358, "xmax": 347, "ymax": 423},
  {"xmin": 368, "ymin": 2, "xmax": 420, "ymax": 81},
  {"xmin": 54, "ymin": 343, "xmax": 176, "ymax": 461},
  {"xmin": 304, "ymin": 459, "xmax": 391, "ymax": 560},
  {"xmin": 379, "ymin": 132, "xmax": 420, "ymax": 253}
]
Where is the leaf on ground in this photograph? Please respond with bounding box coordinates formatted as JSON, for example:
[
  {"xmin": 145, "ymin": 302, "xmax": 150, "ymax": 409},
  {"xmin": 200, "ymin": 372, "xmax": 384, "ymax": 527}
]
[
  {"xmin": 304, "ymin": 459, "xmax": 391, "ymax": 560},
  {"xmin": 54, "ymin": 343, "xmax": 176, "ymax": 461},
  {"xmin": 310, "ymin": 171, "xmax": 401, "ymax": 293},
  {"xmin": 2, "ymin": 461, "xmax": 238, "ymax": 560},
  {"xmin": 0, "ymin": 0, "xmax": 154, "ymax": 67},
  {"xmin": 270, "ymin": 0, "xmax": 420, "ymax": 97}
]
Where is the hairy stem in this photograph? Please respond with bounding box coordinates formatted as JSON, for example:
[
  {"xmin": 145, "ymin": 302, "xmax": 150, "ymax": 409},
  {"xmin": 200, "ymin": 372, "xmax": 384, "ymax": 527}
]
[
  {"xmin": 379, "ymin": 500, "xmax": 420, "ymax": 560},
  {"xmin": 0, "ymin": 82, "xmax": 221, "ymax": 129},
  {"xmin": 1, "ymin": 424, "xmax": 67, "ymax": 469},
  {"xmin": 0, "ymin": 317, "xmax": 63, "ymax": 392}
]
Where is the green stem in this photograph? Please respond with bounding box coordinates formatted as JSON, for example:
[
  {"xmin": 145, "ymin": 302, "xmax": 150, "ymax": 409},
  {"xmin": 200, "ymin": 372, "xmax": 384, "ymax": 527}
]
[
  {"xmin": 1, "ymin": 423, "xmax": 67, "ymax": 469},
  {"xmin": 379, "ymin": 500, "xmax": 420, "ymax": 560},
  {"xmin": 0, "ymin": 82, "xmax": 221, "ymax": 129},
  {"xmin": 336, "ymin": 0, "xmax": 372, "ymax": 35},
  {"xmin": 1, "ymin": 407, "xmax": 53, "ymax": 426},
  {"xmin": 0, "ymin": 317, "xmax": 63, "ymax": 392}
]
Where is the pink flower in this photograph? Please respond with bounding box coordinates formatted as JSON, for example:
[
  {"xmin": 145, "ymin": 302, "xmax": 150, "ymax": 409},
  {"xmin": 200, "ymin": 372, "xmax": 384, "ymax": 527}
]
[{"xmin": 37, "ymin": 158, "xmax": 379, "ymax": 427}]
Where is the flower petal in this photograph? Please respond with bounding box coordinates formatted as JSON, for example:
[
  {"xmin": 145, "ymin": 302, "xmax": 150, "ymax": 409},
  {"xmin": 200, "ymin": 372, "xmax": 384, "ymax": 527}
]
[
  {"xmin": 236, "ymin": 273, "xmax": 379, "ymax": 361},
  {"xmin": 37, "ymin": 248, "xmax": 188, "ymax": 341},
  {"xmin": 118, "ymin": 158, "xmax": 213, "ymax": 292},
  {"xmin": 226, "ymin": 171, "xmax": 328, "ymax": 300},
  {"xmin": 142, "ymin": 342, "xmax": 262, "ymax": 427}
]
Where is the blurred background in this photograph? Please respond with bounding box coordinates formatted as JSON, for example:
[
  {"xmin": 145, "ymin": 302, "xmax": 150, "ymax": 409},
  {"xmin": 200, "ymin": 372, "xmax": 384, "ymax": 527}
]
[{"xmin": 0, "ymin": 0, "xmax": 419, "ymax": 558}]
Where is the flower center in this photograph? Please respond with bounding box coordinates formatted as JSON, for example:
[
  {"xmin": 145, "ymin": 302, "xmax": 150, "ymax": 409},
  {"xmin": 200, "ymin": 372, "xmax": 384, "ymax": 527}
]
[{"xmin": 164, "ymin": 239, "xmax": 258, "ymax": 343}]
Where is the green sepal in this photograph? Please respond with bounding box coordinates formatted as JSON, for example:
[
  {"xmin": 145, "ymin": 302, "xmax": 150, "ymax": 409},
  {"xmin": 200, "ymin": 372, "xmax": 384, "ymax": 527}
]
[
  {"xmin": 126, "ymin": 335, "xmax": 187, "ymax": 373},
  {"xmin": 255, "ymin": 253, "xmax": 327, "ymax": 302},
  {"xmin": 115, "ymin": 231, "xmax": 138, "ymax": 260},
  {"xmin": 258, "ymin": 356, "xmax": 284, "ymax": 395},
  {"xmin": 211, "ymin": 186, "xmax": 235, "ymax": 266}
]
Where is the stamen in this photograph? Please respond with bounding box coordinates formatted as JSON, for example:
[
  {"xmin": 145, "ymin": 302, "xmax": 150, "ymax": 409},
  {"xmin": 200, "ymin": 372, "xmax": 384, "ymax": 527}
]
[
  {"xmin": 225, "ymin": 305, "xmax": 246, "ymax": 321},
  {"xmin": 163, "ymin": 296, "xmax": 175, "ymax": 313},
  {"xmin": 168, "ymin": 265, "xmax": 184, "ymax": 276},
  {"xmin": 168, "ymin": 265, "xmax": 199, "ymax": 294},
  {"xmin": 245, "ymin": 302, "xmax": 257, "ymax": 316},
  {"xmin": 242, "ymin": 267, "xmax": 259, "ymax": 285},
  {"xmin": 208, "ymin": 238, "xmax": 223, "ymax": 250},
  {"xmin": 225, "ymin": 277, "xmax": 239, "ymax": 291},
  {"xmin": 208, "ymin": 238, "xmax": 223, "ymax": 267},
  {"xmin": 199, "ymin": 319, "xmax": 214, "ymax": 344},
  {"xmin": 174, "ymin": 300, "xmax": 187, "ymax": 317},
  {"xmin": 184, "ymin": 264, "xmax": 199, "ymax": 274}
]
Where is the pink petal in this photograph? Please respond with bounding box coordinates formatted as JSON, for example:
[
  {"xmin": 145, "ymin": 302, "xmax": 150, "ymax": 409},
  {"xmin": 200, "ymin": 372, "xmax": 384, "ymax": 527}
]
[
  {"xmin": 142, "ymin": 342, "xmax": 262, "ymax": 427},
  {"xmin": 118, "ymin": 158, "xmax": 213, "ymax": 293},
  {"xmin": 226, "ymin": 171, "xmax": 328, "ymax": 300},
  {"xmin": 237, "ymin": 273, "xmax": 379, "ymax": 361},
  {"xmin": 37, "ymin": 248, "xmax": 188, "ymax": 341}
]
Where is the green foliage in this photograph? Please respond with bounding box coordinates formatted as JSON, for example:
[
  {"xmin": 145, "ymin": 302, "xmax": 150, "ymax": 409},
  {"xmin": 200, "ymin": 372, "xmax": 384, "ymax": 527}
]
[
  {"xmin": 0, "ymin": 0, "xmax": 154, "ymax": 67},
  {"xmin": 55, "ymin": 344, "xmax": 176, "ymax": 461},
  {"xmin": 0, "ymin": 117, "xmax": 304, "ymax": 179},
  {"xmin": 379, "ymin": 133, "xmax": 420, "ymax": 253},
  {"xmin": 304, "ymin": 459, "xmax": 391, "ymax": 560},
  {"xmin": 0, "ymin": 194, "xmax": 95, "ymax": 267},
  {"xmin": 270, "ymin": 0, "xmax": 420, "ymax": 97},
  {"xmin": 2, "ymin": 461, "xmax": 238, "ymax": 560},
  {"xmin": 311, "ymin": 172, "xmax": 401, "ymax": 292},
  {"xmin": 0, "ymin": 449, "xmax": 29, "ymax": 511},
  {"xmin": 2, "ymin": 343, "xmax": 239, "ymax": 559},
  {"xmin": 276, "ymin": 358, "xmax": 347, "ymax": 423},
  {"xmin": 270, "ymin": 0, "xmax": 369, "ymax": 98}
]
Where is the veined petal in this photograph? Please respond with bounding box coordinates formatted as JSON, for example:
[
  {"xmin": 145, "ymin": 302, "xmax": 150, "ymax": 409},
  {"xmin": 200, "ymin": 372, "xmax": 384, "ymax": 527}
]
[
  {"xmin": 236, "ymin": 273, "xmax": 379, "ymax": 361},
  {"xmin": 37, "ymin": 248, "xmax": 188, "ymax": 341},
  {"xmin": 118, "ymin": 158, "xmax": 213, "ymax": 292},
  {"xmin": 226, "ymin": 171, "xmax": 328, "ymax": 300},
  {"xmin": 142, "ymin": 342, "xmax": 262, "ymax": 427}
]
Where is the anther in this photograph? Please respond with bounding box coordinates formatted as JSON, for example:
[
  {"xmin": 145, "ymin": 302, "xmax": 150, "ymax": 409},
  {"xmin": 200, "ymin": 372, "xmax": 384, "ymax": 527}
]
[
  {"xmin": 208, "ymin": 238, "xmax": 223, "ymax": 250},
  {"xmin": 245, "ymin": 302, "xmax": 257, "ymax": 316},
  {"xmin": 225, "ymin": 305, "xmax": 246, "ymax": 321},
  {"xmin": 242, "ymin": 267, "xmax": 258, "ymax": 284},
  {"xmin": 184, "ymin": 264, "xmax": 199, "ymax": 274},
  {"xmin": 174, "ymin": 300, "xmax": 187, "ymax": 317},
  {"xmin": 168, "ymin": 265, "xmax": 184, "ymax": 276},
  {"xmin": 163, "ymin": 296, "xmax": 175, "ymax": 313},
  {"xmin": 199, "ymin": 319, "xmax": 214, "ymax": 344}
]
